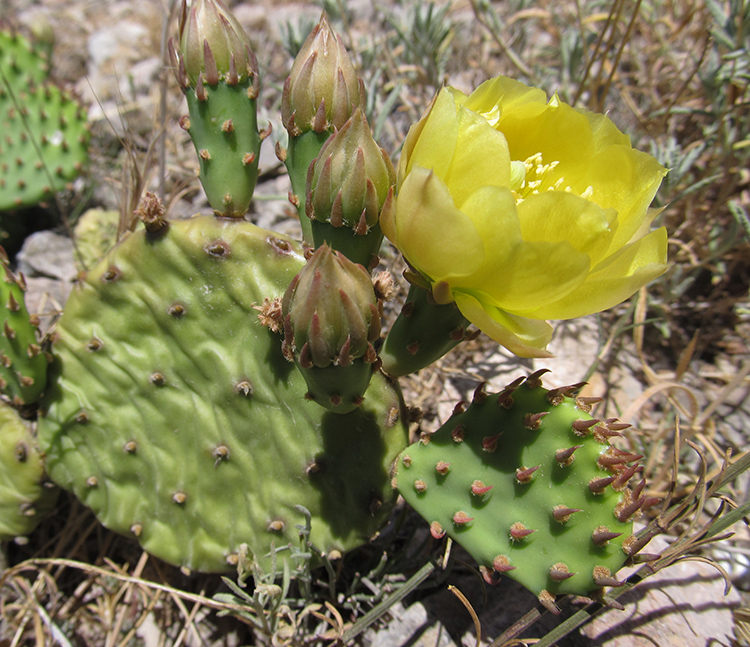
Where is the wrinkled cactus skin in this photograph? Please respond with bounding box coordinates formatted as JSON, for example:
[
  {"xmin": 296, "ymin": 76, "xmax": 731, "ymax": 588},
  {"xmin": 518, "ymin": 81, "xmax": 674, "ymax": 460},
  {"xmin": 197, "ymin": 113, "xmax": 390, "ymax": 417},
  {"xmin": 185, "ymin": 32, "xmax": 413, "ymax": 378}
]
[{"xmin": 38, "ymin": 216, "xmax": 409, "ymax": 572}]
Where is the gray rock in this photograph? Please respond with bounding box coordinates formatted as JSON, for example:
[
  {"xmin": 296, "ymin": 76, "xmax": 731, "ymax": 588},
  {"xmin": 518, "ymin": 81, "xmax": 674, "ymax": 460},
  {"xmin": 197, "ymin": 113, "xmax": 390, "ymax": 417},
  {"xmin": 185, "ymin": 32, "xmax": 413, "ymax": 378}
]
[{"xmin": 17, "ymin": 231, "xmax": 77, "ymax": 282}]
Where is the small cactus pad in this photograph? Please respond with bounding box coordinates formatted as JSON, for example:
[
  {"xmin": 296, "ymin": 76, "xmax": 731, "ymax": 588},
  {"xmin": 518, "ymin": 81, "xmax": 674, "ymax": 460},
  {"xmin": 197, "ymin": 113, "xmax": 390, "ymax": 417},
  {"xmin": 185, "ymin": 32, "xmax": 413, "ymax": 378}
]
[
  {"xmin": 38, "ymin": 216, "xmax": 408, "ymax": 572},
  {"xmin": 0, "ymin": 29, "xmax": 90, "ymax": 211},
  {"xmin": 0, "ymin": 247, "xmax": 47, "ymax": 405},
  {"xmin": 0, "ymin": 398, "xmax": 57, "ymax": 538},
  {"xmin": 395, "ymin": 374, "xmax": 647, "ymax": 603}
]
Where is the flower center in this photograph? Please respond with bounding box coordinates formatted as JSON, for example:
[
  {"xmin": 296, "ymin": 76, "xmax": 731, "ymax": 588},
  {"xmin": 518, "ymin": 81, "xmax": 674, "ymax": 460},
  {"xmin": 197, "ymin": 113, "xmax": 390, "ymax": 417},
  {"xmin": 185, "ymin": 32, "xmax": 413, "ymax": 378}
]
[{"xmin": 509, "ymin": 152, "xmax": 592, "ymax": 203}]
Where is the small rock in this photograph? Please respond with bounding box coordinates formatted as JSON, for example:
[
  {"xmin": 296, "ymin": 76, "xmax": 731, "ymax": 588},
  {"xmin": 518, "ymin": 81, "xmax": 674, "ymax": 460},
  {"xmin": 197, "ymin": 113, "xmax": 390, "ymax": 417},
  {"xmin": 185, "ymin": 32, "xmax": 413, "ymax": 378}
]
[{"xmin": 17, "ymin": 231, "xmax": 77, "ymax": 282}]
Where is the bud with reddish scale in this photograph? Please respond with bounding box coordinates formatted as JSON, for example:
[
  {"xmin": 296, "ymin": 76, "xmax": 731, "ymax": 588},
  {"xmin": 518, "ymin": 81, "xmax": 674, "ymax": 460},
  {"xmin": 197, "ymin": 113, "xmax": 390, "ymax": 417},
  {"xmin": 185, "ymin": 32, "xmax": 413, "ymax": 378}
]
[
  {"xmin": 306, "ymin": 108, "xmax": 395, "ymax": 268},
  {"xmin": 282, "ymin": 244, "xmax": 380, "ymax": 413},
  {"xmin": 169, "ymin": 0, "xmax": 261, "ymax": 218},
  {"xmin": 176, "ymin": 0, "xmax": 255, "ymax": 86},
  {"xmin": 281, "ymin": 14, "xmax": 365, "ymax": 136},
  {"xmin": 279, "ymin": 13, "xmax": 366, "ymax": 244}
]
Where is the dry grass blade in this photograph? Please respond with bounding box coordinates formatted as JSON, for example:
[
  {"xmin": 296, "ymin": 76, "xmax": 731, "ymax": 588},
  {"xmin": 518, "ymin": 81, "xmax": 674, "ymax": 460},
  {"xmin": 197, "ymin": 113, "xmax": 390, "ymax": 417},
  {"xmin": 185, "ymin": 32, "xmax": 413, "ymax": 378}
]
[{"xmin": 448, "ymin": 585, "xmax": 481, "ymax": 647}]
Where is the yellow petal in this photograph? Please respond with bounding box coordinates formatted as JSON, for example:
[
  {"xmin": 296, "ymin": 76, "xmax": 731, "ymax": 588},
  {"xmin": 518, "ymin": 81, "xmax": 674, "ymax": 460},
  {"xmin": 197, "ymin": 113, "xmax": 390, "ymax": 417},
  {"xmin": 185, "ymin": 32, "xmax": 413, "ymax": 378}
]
[
  {"xmin": 443, "ymin": 184, "xmax": 520, "ymax": 287},
  {"xmin": 443, "ymin": 104, "xmax": 512, "ymax": 207},
  {"xmin": 516, "ymin": 227, "xmax": 668, "ymax": 320},
  {"xmin": 498, "ymin": 98, "xmax": 596, "ymax": 175},
  {"xmin": 463, "ymin": 76, "xmax": 547, "ymax": 126},
  {"xmin": 516, "ymin": 191, "xmax": 616, "ymax": 264},
  {"xmin": 400, "ymin": 89, "xmax": 459, "ymax": 182},
  {"xmin": 391, "ymin": 167, "xmax": 485, "ymax": 281},
  {"xmin": 583, "ymin": 146, "xmax": 667, "ymax": 253},
  {"xmin": 472, "ymin": 239, "xmax": 591, "ymax": 313},
  {"xmin": 454, "ymin": 292, "xmax": 553, "ymax": 358}
]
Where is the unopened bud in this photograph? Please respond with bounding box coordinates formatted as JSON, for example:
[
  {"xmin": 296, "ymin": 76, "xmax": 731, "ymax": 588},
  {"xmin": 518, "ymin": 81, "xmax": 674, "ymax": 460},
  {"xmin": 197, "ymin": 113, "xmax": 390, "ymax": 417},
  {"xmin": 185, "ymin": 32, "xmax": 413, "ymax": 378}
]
[
  {"xmin": 281, "ymin": 13, "xmax": 364, "ymax": 135},
  {"xmin": 307, "ymin": 108, "xmax": 395, "ymax": 234},
  {"xmin": 282, "ymin": 245, "xmax": 379, "ymax": 368},
  {"xmin": 175, "ymin": 0, "xmax": 256, "ymax": 86}
]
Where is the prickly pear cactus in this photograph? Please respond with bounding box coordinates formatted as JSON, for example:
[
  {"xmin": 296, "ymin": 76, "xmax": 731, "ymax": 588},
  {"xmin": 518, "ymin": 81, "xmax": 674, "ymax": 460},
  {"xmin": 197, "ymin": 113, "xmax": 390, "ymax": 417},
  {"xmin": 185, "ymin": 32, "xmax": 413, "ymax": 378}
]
[
  {"xmin": 0, "ymin": 399, "xmax": 57, "ymax": 538},
  {"xmin": 0, "ymin": 29, "xmax": 90, "ymax": 211},
  {"xmin": 395, "ymin": 371, "xmax": 652, "ymax": 611},
  {"xmin": 72, "ymin": 207, "xmax": 121, "ymax": 271},
  {"xmin": 39, "ymin": 216, "xmax": 409, "ymax": 572},
  {"xmin": 0, "ymin": 247, "xmax": 47, "ymax": 406}
]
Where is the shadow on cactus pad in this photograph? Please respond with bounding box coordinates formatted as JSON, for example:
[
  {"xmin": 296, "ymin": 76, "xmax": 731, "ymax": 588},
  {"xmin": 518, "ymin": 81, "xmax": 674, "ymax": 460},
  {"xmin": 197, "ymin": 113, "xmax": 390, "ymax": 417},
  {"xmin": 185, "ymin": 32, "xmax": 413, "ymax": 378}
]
[{"xmin": 38, "ymin": 216, "xmax": 408, "ymax": 573}]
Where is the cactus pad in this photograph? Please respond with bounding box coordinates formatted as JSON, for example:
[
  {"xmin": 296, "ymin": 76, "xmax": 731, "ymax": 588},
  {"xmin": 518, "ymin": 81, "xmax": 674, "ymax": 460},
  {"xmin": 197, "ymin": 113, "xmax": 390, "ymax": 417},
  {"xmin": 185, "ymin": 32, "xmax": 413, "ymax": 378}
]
[
  {"xmin": 0, "ymin": 29, "xmax": 90, "ymax": 211},
  {"xmin": 395, "ymin": 372, "xmax": 650, "ymax": 610},
  {"xmin": 0, "ymin": 399, "xmax": 57, "ymax": 538},
  {"xmin": 0, "ymin": 247, "xmax": 47, "ymax": 405},
  {"xmin": 39, "ymin": 216, "xmax": 408, "ymax": 572}
]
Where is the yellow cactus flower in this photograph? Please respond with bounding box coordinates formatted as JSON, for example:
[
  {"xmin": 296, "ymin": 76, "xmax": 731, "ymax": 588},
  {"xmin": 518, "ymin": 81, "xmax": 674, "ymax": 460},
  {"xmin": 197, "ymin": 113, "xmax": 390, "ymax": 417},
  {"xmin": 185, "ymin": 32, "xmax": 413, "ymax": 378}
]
[{"xmin": 381, "ymin": 75, "xmax": 668, "ymax": 358}]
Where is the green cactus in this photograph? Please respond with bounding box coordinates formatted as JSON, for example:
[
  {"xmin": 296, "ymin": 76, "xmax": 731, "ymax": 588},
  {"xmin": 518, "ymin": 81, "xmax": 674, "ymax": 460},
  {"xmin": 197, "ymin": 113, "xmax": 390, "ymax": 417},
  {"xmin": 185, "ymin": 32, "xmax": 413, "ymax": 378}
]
[
  {"xmin": 0, "ymin": 246, "xmax": 48, "ymax": 406},
  {"xmin": 395, "ymin": 371, "xmax": 654, "ymax": 612},
  {"xmin": 72, "ymin": 207, "xmax": 121, "ymax": 271},
  {"xmin": 381, "ymin": 282, "xmax": 470, "ymax": 377},
  {"xmin": 0, "ymin": 28, "xmax": 90, "ymax": 213},
  {"xmin": 281, "ymin": 244, "xmax": 381, "ymax": 414},
  {"xmin": 0, "ymin": 398, "xmax": 57, "ymax": 539},
  {"xmin": 38, "ymin": 215, "xmax": 408, "ymax": 573},
  {"xmin": 170, "ymin": 0, "xmax": 261, "ymax": 218}
]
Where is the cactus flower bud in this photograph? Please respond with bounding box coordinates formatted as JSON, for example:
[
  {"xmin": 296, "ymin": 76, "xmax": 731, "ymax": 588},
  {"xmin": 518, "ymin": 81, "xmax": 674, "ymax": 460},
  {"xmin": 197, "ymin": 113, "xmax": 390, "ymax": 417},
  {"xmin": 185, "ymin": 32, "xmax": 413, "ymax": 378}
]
[
  {"xmin": 283, "ymin": 245, "xmax": 379, "ymax": 367},
  {"xmin": 305, "ymin": 109, "xmax": 395, "ymax": 267},
  {"xmin": 307, "ymin": 109, "xmax": 395, "ymax": 234},
  {"xmin": 175, "ymin": 0, "xmax": 256, "ymax": 87},
  {"xmin": 281, "ymin": 14, "xmax": 365, "ymax": 136},
  {"xmin": 282, "ymin": 245, "xmax": 380, "ymax": 413}
]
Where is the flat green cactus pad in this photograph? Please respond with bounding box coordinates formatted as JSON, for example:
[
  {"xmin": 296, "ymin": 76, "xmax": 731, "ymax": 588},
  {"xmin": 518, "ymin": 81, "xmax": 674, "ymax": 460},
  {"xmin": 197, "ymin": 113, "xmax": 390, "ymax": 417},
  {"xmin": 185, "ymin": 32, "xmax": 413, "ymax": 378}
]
[
  {"xmin": 396, "ymin": 374, "xmax": 648, "ymax": 608},
  {"xmin": 0, "ymin": 399, "xmax": 57, "ymax": 539},
  {"xmin": 39, "ymin": 216, "xmax": 408, "ymax": 573},
  {"xmin": 0, "ymin": 29, "xmax": 89, "ymax": 211}
]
